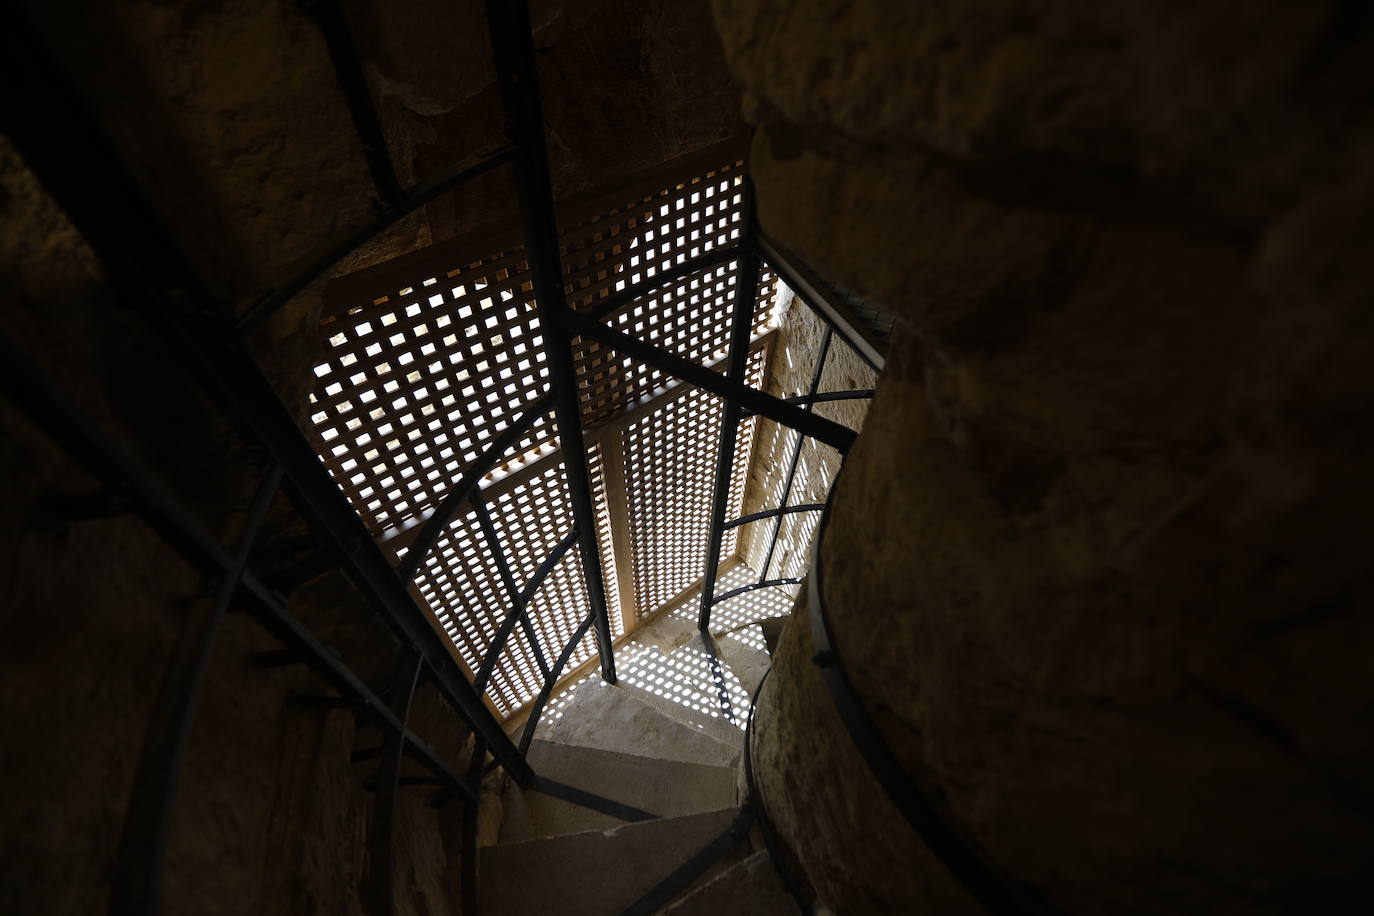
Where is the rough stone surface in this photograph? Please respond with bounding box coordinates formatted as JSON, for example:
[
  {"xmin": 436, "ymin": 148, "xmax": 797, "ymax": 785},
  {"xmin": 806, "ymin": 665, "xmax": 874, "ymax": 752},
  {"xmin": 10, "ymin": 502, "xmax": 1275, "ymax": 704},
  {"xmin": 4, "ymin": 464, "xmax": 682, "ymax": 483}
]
[
  {"xmin": 500, "ymin": 740, "xmax": 736, "ymax": 842},
  {"xmin": 1, "ymin": 115, "xmax": 470, "ymax": 916},
  {"xmin": 536, "ymin": 679, "xmax": 740, "ymax": 769},
  {"xmin": 17, "ymin": 0, "xmax": 745, "ymax": 408},
  {"xmin": 5, "ymin": 2, "xmax": 750, "ymax": 911},
  {"xmin": 479, "ymin": 807, "xmax": 743, "ymax": 916},
  {"xmin": 738, "ymin": 295, "xmax": 876, "ymax": 579},
  {"xmin": 718, "ymin": 1, "xmax": 1374, "ymax": 913},
  {"xmin": 661, "ymin": 848, "xmax": 797, "ymax": 916}
]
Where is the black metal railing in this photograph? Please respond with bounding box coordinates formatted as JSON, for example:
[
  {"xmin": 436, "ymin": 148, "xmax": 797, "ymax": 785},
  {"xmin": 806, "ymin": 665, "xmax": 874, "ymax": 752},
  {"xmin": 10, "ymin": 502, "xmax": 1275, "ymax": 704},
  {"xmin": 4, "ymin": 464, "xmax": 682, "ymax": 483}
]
[
  {"xmin": 1, "ymin": 0, "xmax": 893, "ymax": 912},
  {"xmin": 806, "ymin": 462, "xmax": 1053, "ymax": 916}
]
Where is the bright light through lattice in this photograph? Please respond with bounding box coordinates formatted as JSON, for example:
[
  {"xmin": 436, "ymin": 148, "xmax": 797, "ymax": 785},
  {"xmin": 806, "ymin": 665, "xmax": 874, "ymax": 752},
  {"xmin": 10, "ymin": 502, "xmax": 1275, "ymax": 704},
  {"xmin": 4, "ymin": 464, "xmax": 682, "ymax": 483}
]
[{"xmin": 309, "ymin": 154, "xmax": 793, "ymax": 719}]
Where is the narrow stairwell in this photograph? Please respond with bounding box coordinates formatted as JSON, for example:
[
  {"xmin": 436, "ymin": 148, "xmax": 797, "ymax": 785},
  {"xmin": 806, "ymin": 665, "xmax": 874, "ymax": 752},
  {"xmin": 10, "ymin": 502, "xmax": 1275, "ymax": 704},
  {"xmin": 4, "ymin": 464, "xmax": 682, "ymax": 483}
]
[{"xmin": 477, "ymin": 587, "xmax": 802, "ymax": 915}]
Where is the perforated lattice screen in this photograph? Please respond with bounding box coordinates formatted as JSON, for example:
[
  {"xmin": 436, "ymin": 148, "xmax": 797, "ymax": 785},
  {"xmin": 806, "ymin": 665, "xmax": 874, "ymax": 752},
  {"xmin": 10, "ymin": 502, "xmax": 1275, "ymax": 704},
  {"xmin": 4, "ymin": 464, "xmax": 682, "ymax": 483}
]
[
  {"xmin": 622, "ymin": 348, "xmax": 766, "ymax": 617},
  {"xmin": 309, "ymin": 268, "xmax": 556, "ymax": 540},
  {"xmin": 308, "ymin": 148, "xmax": 783, "ymax": 718}
]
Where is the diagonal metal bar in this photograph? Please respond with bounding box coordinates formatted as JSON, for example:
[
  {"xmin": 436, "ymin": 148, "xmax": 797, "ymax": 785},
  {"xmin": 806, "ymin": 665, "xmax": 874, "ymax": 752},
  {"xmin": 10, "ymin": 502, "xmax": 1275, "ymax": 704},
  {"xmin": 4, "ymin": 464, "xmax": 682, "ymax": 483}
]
[
  {"xmin": 740, "ymin": 388, "xmax": 874, "ymax": 419},
  {"xmin": 557, "ymin": 310, "xmax": 857, "ymax": 454},
  {"xmin": 0, "ymin": 331, "xmax": 477, "ymax": 820},
  {"xmin": 485, "ymin": 0, "xmax": 617, "ymax": 683},
  {"xmin": 238, "ymin": 570, "xmax": 475, "ymax": 803},
  {"xmin": 518, "ymin": 613, "xmax": 594, "ymax": 756},
  {"xmin": 699, "ymin": 631, "xmax": 738, "ymax": 727},
  {"xmin": 698, "ymin": 186, "xmax": 761, "ymax": 630},
  {"xmin": 618, "ymin": 806, "xmax": 757, "ymax": 916},
  {"xmin": 397, "ymin": 391, "xmax": 554, "ymax": 582},
  {"xmin": 471, "ymin": 490, "xmax": 550, "ymax": 683},
  {"xmin": 235, "ymin": 143, "xmax": 515, "ymax": 332},
  {"xmin": 111, "ymin": 463, "xmax": 282, "ymax": 916},
  {"xmin": 365, "ymin": 648, "xmax": 423, "ymax": 916},
  {"xmin": 713, "ymin": 578, "xmax": 803, "ymax": 607},
  {"xmin": 531, "ymin": 777, "xmax": 658, "ymax": 822},
  {"xmin": 724, "ymin": 503, "xmax": 826, "ymax": 531},
  {"xmin": 756, "ymin": 233, "xmax": 887, "ymax": 372},
  {"xmin": 760, "ymin": 327, "xmax": 834, "ymax": 583},
  {"xmin": 583, "ymin": 243, "xmax": 745, "ymax": 323},
  {"xmin": 301, "ymin": 0, "xmax": 404, "ymax": 207},
  {"xmin": 0, "ymin": 21, "xmax": 532, "ymax": 786},
  {"xmin": 472, "ymin": 528, "xmax": 577, "ymax": 694}
]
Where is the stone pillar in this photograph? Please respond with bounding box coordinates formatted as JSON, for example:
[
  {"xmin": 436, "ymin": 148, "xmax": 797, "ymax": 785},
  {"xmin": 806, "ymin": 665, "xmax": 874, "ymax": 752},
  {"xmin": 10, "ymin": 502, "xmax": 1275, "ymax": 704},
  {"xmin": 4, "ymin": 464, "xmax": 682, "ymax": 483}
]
[{"xmin": 727, "ymin": 1, "xmax": 1374, "ymax": 912}]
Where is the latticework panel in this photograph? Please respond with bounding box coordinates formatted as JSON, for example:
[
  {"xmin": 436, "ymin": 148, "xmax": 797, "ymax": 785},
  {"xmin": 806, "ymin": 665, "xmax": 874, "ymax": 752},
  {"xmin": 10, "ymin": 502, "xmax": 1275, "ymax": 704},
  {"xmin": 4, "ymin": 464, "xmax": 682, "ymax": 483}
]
[
  {"xmin": 760, "ymin": 435, "xmax": 831, "ymax": 583},
  {"xmin": 409, "ymin": 460, "xmax": 594, "ymax": 717},
  {"xmin": 621, "ymin": 349, "xmax": 765, "ymax": 617},
  {"xmin": 310, "ymin": 262, "xmax": 556, "ymax": 539},
  {"xmin": 561, "ymin": 163, "xmax": 781, "ymax": 427},
  {"xmin": 308, "ymin": 146, "xmax": 787, "ymax": 721},
  {"xmin": 562, "ymin": 161, "xmax": 746, "ymax": 314},
  {"xmin": 409, "ymin": 506, "xmax": 527, "ymax": 711},
  {"xmin": 487, "ymin": 460, "xmax": 598, "ymax": 705}
]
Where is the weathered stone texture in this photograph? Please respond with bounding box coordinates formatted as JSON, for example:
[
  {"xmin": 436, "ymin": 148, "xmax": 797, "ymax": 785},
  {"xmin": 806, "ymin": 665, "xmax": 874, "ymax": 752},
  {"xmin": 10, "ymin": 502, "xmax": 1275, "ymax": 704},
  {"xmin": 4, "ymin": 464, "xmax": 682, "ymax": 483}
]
[
  {"xmin": 738, "ymin": 295, "xmax": 876, "ymax": 578},
  {"xmin": 4, "ymin": 2, "xmax": 747, "ymax": 910},
  {"xmin": 1, "ymin": 120, "xmax": 468, "ymax": 916},
  {"xmin": 16, "ymin": 0, "xmax": 745, "ymax": 392},
  {"xmin": 720, "ymin": 1, "xmax": 1374, "ymax": 913}
]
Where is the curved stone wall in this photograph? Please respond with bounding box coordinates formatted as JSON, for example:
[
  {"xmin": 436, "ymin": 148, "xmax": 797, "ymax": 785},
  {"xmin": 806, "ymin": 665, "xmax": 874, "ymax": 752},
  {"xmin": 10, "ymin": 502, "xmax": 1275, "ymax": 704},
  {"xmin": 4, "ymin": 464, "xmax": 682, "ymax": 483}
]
[{"xmin": 728, "ymin": 1, "xmax": 1374, "ymax": 912}]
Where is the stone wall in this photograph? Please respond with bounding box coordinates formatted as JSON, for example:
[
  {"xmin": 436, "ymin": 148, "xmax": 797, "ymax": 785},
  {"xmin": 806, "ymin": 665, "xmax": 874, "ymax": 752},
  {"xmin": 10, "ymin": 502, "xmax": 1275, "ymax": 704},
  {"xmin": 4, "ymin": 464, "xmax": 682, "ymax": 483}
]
[
  {"xmin": 16, "ymin": 0, "xmax": 745, "ymax": 401},
  {"xmin": 3, "ymin": 2, "xmax": 746, "ymax": 911},
  {"xmin": 737, "ymin": 294, "xmax": 876, "ymax": 581},
  {"xmin": 720, "ymin": 1, "xmax": 1374, "ymax": 913},
  {"xmin": 0, "ymin": 132, "xmax": 475, "ymax": 915}
]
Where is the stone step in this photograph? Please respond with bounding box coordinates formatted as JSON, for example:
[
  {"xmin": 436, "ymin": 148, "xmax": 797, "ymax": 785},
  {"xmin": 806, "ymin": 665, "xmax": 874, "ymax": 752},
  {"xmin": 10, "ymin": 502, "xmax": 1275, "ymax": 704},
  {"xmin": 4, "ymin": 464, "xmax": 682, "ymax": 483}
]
[
  {"xmin": 497, "ymin": 741, "xmax": 738, "ymax": 844},
  {"xmin": 535, "ymin": 679, "xmax": 739, "ymax": 769},
  {"xmin": 618, "ymin": 677, "xmax": 746, "ymax": 747},
  {"xmin": 638, "ymin": 634, "xmax": 756, "ymax": 730},
  {"xmin": 479, "ymin": 807, "xmax": 745, "ymax": 916},
  {"xmin": 713, "ymin": 626, "xmax": 772, "ymax": 699},
  {"xmin": 757, "ymin": 616, "xmax": 787, "ymax": 656},
  {"xmin": 660, "ymin": 848, "xmax": 798, "ymax": 916}
]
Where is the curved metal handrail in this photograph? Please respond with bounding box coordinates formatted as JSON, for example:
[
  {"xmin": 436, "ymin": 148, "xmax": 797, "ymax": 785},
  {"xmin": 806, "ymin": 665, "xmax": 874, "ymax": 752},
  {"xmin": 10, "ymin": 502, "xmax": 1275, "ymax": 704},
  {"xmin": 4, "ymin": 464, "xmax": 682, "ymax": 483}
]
[
  {"xmin": 807, "ymin": 465, "xmax": 1050, "ymax": 916},
  {"xmin": 518, "ymin": 612, "xmax": 596, "ymax": 755},
  {"xmin": 473, "ymin": 529, "xmax": 580, "ymax": 692},
  {"xmin": 712, "ymin": 577, "xmax": 802, "ymax": 607},
  {"xmin": 397, "ymin": 391, "xmax": 555, "ymax": 582},
  {"xmin": 237, "ymin": 145, "xmax": 517, "ymax": 332},
  {"xmin": 723, "ymin": 504, "xmax": 825, "ymax": 530},
  {"xmin": 744, "ymin": 667, "xmax": 815, "ymax": 914}
]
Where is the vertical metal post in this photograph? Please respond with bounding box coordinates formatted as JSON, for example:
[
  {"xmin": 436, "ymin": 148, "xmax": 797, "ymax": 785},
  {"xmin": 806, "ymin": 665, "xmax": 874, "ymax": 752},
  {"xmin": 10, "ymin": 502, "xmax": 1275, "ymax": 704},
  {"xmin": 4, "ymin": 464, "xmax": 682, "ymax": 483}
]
[
  {"xmin": 698, "ymin": 183, "xmax": 762, "ymax": 631},
  {"xmin": 460, "ymin": 736, "xmax": 488, "ymax": 916},
  {"xmin": 759, "ymin": 327, "xmax": 833, "ymax": 583},
  {"xmin": 111, "ymin": 464, "xmax": 283, "ymax": 916},
  {"xmin": 0, "ymin": 15, "xmax": 533, "ymax": 786},
  {"xmin": 483, "ymin": 0, "xmax": 616, "ymax": 682},
  {"xmin": 365, "ymin": 648, "xmax": 424, "ymax": 916},
  {"xmin": 302, "ymin": 0, "xmax": 405, "ymax": 207}
]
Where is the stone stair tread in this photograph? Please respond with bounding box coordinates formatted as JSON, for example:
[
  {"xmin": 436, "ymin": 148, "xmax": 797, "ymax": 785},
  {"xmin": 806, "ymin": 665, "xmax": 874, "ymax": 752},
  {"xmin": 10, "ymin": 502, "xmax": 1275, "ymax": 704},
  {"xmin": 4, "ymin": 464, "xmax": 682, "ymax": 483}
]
[
  {"xmin": 496, "ymin": 782, "xmax": 622, "ymax": 846},
  {"xmin": 647, "ymin": 634, "xmax": 758, "ymax": 731},
  {"xmin": 496, "ymin": 742, "xmax": 738, "ymax": 844},
  {"xmin": 619, "ymin": 678, "xmax": 746, "ymax": 747},
  {"xmin": 480, "ymin": 807, "xmax": 743, "ymax": 916},
  {"xmin": 659, "ymin": 848, "xmax": 798, "ymax": 915},
  {"xmin": 714, "ymin": 627, "xmax": 772, "ymax": 699},
  {"xmin": 535, "ymin": 680, "xmax": 740, "ymax": 768}
]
